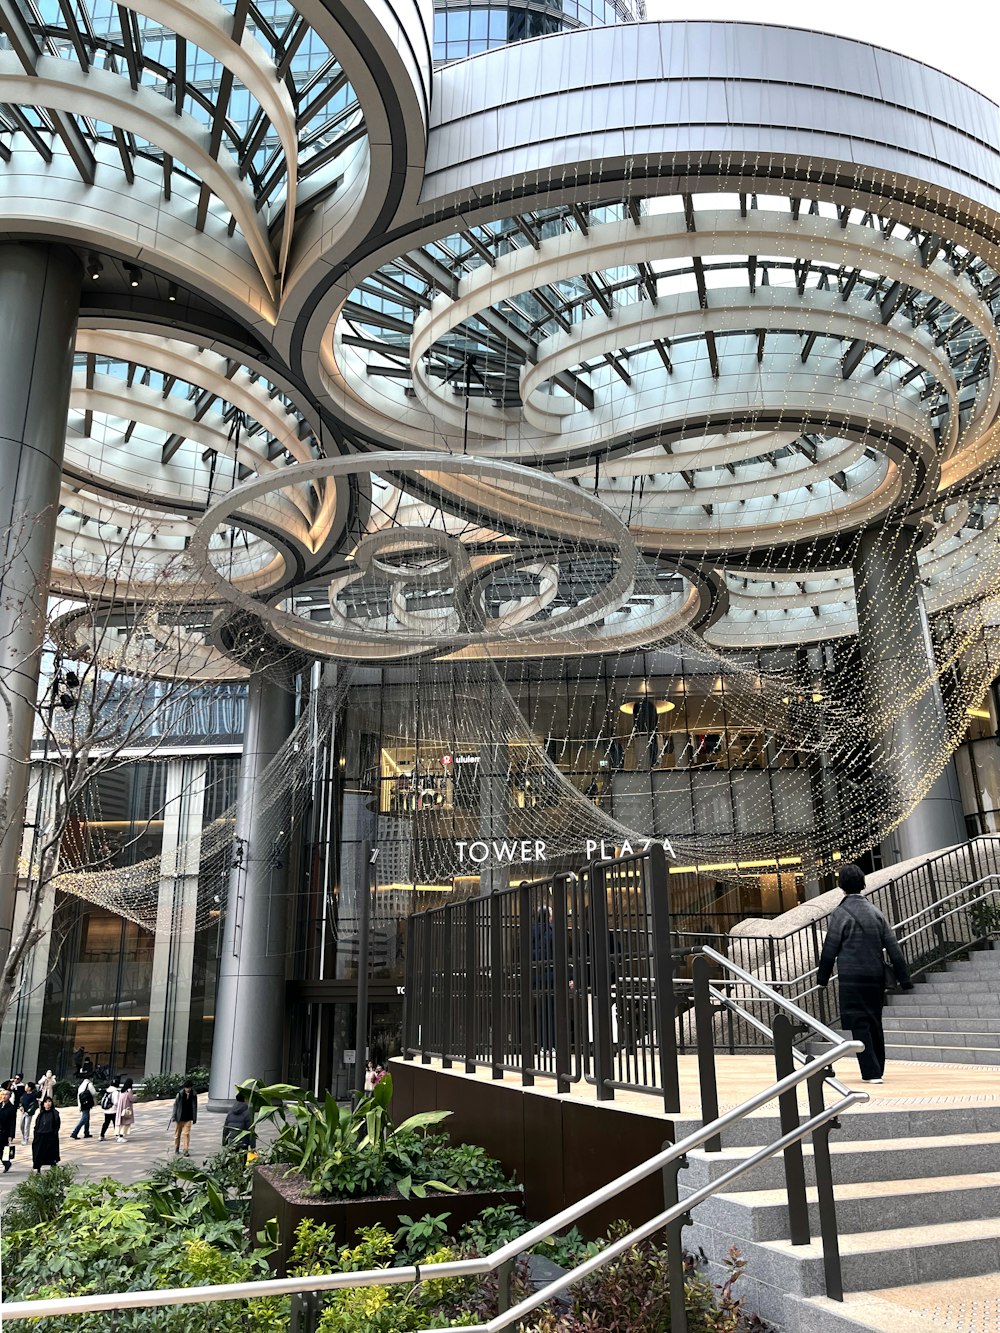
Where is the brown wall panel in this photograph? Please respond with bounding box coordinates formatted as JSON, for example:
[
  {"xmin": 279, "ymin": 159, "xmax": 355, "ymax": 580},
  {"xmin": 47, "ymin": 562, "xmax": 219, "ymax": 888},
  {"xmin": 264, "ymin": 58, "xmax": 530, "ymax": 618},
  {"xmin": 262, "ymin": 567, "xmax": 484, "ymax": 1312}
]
[{"xmin": 390, "ymin": 1059, "xmax": 674, "ymax": 1239}]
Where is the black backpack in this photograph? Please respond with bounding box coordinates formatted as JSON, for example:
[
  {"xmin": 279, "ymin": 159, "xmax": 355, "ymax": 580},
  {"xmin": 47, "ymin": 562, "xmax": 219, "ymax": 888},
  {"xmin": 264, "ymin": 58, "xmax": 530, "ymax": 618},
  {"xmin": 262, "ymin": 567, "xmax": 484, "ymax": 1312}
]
[{"xmin": 79, "ymin": 1086, "xmax": 94, "ymax": 1110}]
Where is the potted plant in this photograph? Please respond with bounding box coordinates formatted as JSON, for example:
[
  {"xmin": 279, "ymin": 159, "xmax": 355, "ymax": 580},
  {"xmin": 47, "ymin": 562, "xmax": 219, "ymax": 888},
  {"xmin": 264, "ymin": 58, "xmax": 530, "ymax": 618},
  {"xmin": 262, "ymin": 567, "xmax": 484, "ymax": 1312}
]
[{"xmin": 245, "ymin": 1073, "xmax": 522, "ymax": 1274}]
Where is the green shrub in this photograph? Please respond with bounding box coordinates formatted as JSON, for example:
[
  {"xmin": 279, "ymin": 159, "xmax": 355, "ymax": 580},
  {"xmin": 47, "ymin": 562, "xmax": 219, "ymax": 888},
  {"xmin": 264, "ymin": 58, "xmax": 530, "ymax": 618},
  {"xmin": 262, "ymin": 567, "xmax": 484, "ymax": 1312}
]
[
  {"xmin": 135, "ymin": 1067, "xmax": 210, "ymax": 1102},
  {"xmin": 1, "ymin": 1163, "xmax": 77, "ymax": 1231}
]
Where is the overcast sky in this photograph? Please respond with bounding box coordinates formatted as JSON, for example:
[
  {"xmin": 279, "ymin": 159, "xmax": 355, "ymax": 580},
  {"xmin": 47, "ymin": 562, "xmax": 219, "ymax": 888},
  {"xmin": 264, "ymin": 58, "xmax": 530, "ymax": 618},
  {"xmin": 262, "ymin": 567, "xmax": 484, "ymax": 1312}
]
[{"xmin": 642, "ymin": 1, "xmax": 998, "ymax": 104}]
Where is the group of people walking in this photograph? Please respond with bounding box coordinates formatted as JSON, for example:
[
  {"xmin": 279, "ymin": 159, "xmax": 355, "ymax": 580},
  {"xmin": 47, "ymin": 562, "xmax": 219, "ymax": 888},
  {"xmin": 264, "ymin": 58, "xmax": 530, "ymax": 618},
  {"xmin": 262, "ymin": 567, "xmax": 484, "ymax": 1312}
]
[{"xmin": 0, "ymin": 1071, "xmax": 137, "ymax": 1174}]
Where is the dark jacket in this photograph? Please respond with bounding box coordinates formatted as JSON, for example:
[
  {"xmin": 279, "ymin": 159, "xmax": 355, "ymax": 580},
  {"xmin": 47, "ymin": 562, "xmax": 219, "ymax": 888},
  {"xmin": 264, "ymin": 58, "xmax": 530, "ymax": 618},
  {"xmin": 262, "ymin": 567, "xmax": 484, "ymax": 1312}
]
[
  {"xmin": 172, "ymin": 1089, "xmax": 198, "ymax": 1124},
  {"xmin": 817, "ymin": 894, "xmax": 911, "ymax": 988},
  {"xmin": 32, "ymin": 1107, "xmax": 61, "ymax": 1167},
  {"xmin": 222, "ymin": 1101, "xmax": 254, "ymax": 1147},
  {"xmin": 20, "ymin": 1089, "xmax": 39, "ymax": 1117},
  {"xmin": 0, "ymin": 1100, "xmax": 16, "ymax": 1145}
]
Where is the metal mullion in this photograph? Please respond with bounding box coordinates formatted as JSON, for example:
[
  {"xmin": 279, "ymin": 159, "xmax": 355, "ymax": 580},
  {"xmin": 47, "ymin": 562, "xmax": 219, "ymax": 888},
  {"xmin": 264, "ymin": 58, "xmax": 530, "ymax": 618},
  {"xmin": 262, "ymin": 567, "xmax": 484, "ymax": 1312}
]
[
  {"xmin": 6, "ymin": 104, "xmax": 53, "ymax": 161},
  {"xmin": 296, "ymin": 122, "xmax": 366, "ymax": 184},
  {"xmin": 274, "ymin": 13, "xmax": 308, "ymax": 79},
  {"xmin": 174, "ymin": 34, "xmax": 185, "ymax": 115},
  {"xmin": 298, "ymin": 54, "xmax": 339, "ymax": 102},
  {"xmin": 296, "ymin": 70, "xmax": 349, "ymax": 131},
  {"xmin": 238, "ymin": 110, "xmax": 270, "ymax": 177},
  {"xmin": 55, "ymin": 0, "xmax": 90, "ymax": 69},
  {"xmin": 0, "ymin": 0, "xmax": 41, "ymax": 70},
  {"xmin": 112, "ymin": 125, "xmax": 134, "ymax": 183},
  {"xmin": 115, "ymin": 5, "xmax": 140, "ymax": 89}
]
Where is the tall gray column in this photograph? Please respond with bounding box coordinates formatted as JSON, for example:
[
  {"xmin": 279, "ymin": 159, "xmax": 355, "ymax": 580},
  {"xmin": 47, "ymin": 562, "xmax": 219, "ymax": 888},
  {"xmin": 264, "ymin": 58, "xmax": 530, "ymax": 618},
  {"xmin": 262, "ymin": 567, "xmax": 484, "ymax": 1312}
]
[
  {"xmin": 0, "ymin": 245, "xmax": 81, "ymax": 963},
  {"xmin": 208, "ymin": 674, "xmax": 296, "ymax": 1106},
  {"xmin": 853, "ymin": 527, "xmax": 966, "ymax": 862}
]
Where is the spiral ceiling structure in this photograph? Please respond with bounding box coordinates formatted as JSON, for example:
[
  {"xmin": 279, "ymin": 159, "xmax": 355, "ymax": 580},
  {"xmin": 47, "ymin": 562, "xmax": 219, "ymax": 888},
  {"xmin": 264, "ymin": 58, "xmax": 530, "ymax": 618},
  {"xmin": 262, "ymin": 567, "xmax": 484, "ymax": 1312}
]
[{"xmin": 3, "ymin": 9, "xmax": 1000, "ymax": 862}]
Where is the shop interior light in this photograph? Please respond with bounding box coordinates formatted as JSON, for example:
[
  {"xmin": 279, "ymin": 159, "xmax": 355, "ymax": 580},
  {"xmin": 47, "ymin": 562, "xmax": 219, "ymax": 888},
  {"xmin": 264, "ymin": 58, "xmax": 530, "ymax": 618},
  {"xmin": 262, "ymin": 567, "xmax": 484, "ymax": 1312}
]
[{"xmin": 619, "ymin": 700, "xmax": 675, "ymax": 714}]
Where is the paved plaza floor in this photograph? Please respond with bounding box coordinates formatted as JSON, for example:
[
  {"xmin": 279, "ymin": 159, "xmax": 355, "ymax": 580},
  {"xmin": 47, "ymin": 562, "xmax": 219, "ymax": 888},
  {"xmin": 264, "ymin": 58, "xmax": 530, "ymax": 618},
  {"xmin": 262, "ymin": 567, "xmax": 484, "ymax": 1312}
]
[{"xmin": 0, "ymin": 1099, "xmax": 246, "ymax": 1200}]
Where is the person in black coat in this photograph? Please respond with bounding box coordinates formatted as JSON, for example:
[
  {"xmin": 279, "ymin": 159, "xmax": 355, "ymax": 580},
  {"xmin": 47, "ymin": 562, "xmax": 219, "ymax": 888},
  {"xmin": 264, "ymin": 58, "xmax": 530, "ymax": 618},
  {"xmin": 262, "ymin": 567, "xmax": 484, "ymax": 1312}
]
[
  {"xmin": 32, "ymin": 1096, "xmax": 61, "ymax": 1171},
  {"xmin": 817, "ymin": 863, "xmax": 913, "ymax": 1083},
  {"xmin": 221, "ymin": 1091, "xmax": 255, "ymax": 1149},
  {"xmin": 0, "ymin": 1088, "xmax": 17, "ymax": 1172}
]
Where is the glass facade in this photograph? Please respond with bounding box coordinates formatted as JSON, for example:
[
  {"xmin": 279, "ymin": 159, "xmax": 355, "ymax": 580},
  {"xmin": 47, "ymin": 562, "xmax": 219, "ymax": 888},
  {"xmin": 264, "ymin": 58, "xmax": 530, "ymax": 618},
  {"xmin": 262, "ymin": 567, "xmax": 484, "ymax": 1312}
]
[{"xmin": 432, "ymin": 0, "xmax": 643, "ymax": 63}]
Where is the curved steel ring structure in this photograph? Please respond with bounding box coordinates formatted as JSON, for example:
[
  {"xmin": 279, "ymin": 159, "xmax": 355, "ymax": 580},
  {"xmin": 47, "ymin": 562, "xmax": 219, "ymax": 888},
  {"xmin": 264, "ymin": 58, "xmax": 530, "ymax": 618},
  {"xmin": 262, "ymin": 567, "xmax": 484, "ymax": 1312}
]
[{"xmin": 0, "ymin": 11, "xmax": 999, "ymax": 660}]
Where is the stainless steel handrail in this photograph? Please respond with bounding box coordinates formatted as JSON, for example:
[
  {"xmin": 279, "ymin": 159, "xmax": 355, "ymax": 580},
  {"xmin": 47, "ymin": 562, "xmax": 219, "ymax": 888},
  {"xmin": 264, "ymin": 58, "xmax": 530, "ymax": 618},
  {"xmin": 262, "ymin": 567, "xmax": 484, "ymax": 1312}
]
[
  {"xmin": 891, "ymin": 872, "xmax": 1000, "ymax": 932},
  {"xmin": 0, "ymin": 1036, "xmax": 865, "ymax": 1324}
]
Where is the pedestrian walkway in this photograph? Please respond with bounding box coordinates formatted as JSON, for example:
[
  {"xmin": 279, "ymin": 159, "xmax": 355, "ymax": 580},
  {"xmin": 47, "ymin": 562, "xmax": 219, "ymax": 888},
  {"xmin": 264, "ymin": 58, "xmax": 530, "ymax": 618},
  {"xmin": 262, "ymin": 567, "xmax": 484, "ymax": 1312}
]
[{"xmin": 0, "ymin": 1100, "xmax": 239, "ymax": 1199}]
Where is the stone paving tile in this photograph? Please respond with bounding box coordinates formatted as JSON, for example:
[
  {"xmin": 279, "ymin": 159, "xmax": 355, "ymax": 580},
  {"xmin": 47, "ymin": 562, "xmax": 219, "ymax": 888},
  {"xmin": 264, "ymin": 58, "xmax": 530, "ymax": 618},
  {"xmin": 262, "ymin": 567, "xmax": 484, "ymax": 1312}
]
[
  {"xmin": 872, "ymin": 1277, "xmax": 1000, "ymax": 1333},
  {"xmin": 0, "ymin": 1100, "xmax": 247, "ymax": 1200}
]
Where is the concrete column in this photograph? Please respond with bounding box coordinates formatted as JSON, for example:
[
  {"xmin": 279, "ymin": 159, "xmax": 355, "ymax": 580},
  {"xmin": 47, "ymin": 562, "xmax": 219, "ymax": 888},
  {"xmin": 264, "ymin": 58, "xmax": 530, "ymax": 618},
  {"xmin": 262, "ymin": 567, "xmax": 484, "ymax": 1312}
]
[
  {"xmin": 0, "ymin": 766, "xmax": 57, "ymax": 1076},
  {"xmin": 853, "ymin": 527, "xmax": 966, "ymax": 862},
  {"xmin": 145, "ymin": 758, "xmax": 207, "ymax": 1076},
  {"xmin": 0, "ymin": 245, "xmax": 81, "ymax": 962},
  {"xmin": 208, "ymin": 675, "xmax": 296, "ymax": 1106}
]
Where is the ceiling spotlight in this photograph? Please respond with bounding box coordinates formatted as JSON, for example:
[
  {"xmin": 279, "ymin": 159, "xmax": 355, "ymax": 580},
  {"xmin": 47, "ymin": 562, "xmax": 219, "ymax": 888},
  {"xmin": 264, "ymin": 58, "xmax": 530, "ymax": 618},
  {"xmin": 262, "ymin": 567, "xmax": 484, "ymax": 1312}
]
[
  {"xmin": 86, "ymin": 255, "xmax": 102, "ymax": 281},
  {"xmin": 125, "ymin": 264, "xmax": 142, "ymax": 288},
  {"xmin": 167, "ymin": 281, "xmax": 178, "ymax": 302}
]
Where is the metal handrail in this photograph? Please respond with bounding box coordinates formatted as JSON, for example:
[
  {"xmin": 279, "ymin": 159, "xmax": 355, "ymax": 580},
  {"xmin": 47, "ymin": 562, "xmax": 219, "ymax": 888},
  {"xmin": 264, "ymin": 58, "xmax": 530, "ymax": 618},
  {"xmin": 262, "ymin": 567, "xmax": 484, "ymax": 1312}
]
[
  {"xmin": 891, "ymin": 872, "xmax": 1000, "ymax": 933},
  {"xmin": 0, "ymin": 1036, "xmax": 865, "ymax": 1326},
  {"xmin": 778, "ymin": 874, "xmax": 1000, "ymax": 1004},
  {"xmin": 698, "ymin": 945, "xmax": 856, "ymax": 1098}
]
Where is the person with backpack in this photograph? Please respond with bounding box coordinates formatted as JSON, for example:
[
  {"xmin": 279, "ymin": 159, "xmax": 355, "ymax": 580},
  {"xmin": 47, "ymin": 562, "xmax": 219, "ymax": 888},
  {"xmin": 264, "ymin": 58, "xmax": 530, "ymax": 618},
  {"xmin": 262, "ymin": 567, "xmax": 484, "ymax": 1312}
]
[
  {"xmin": 99, "ymin": 1080, "xmax": 120, "ymax": 1140},
  {"xmin": 70, "ymin": 1073, "xmax": 97, "ymax": 1139},
  {"xmin": 18, "ymin": 1081, "xmax": 38, "ymax": 1145}
]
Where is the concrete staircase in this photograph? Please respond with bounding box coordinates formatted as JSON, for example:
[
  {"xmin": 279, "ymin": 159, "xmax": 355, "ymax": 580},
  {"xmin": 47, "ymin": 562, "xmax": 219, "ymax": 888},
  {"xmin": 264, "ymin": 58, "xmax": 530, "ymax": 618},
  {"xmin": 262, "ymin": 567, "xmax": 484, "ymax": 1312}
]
[
  {"xmin": 678, "ymin": 1096, "xmax": 1000, "ymax": 1330},
  {"xmin": 881, "ymin": 944, "xmax": 1000, "ymax": 1065}
]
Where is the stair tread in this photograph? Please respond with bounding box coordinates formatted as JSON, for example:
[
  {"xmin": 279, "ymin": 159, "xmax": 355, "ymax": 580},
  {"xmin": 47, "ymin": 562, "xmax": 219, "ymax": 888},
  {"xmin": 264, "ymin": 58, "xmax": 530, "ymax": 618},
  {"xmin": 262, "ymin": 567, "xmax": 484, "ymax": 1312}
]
[
  {"xmin": 693, "ymin": 1129, "xmax": 1000, "ymax": 1160},
  {"xmin": 762, "ymin": 1213, "xmax": 1000, "ymax": 1258},
  {"xmin": 712, "ymin": 1170, "xmax": 1000, "ymax": 1209}
]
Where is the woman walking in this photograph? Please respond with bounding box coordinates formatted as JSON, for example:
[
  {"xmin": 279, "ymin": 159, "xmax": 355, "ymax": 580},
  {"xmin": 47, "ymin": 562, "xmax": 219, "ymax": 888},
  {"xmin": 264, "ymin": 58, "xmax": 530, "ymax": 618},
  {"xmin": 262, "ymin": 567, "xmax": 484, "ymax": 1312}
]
[
  {"xmin": 31, "ymin": 1095, "xmax": 61, "ymax": 1172},
  {"xmin": 817, "ymin": 863, "xmax": 913, "ymax": 1083},
  {"xmin": 99, "ymin": 1080, "xmax": 120, "ymax": 1140},
  {"xmin": 19, "ymin": 1081, "xmax": 38, "ymax": 1145},
  {"xmin": 115, "ymin": 1077, "xmax": 136, "ymax": 1141}
]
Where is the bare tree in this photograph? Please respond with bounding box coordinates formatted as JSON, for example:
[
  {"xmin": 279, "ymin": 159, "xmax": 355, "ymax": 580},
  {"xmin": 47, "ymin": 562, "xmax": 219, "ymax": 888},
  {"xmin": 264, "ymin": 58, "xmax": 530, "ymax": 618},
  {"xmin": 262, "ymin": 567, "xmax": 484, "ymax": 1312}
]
[{"xmin": 0, "ymin": 527, "xmax": 245, "ymax": 1030}]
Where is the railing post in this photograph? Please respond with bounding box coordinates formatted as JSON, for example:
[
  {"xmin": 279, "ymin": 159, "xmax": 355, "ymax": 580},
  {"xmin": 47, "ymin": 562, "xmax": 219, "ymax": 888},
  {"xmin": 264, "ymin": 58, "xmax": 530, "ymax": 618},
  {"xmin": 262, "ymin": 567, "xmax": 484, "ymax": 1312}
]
[
  {"xmin": 464, "ymin": 898, "xmax": 476, "ymax": 1074},
  {"xmin": 490, "ymin": 891, "xmax": 504, "ymax": 1080},
  {"xmin": 662, "ymin": 1151, "xmax": 690, "ymax": 1333},
  {"xmin": 402, "ymin": 913, "xmax": 416, "ymax": 1060},
  {"xmin": 518, "ymin": 881, "xmax": 535, "ymax": 1087},
  {"xmin": 497, "ymin": 1258, "xmax": 514, "ymax": 1314},
  {"xmin": 290, "ymin": 1292, "xmax": 321, "ymax": 1333},
  {"xmin": 553, "ymin": 872, "xmax": 572, "ymax": 1094},
  {"xmin": 589, "ymin": 859, "xmax": 615, "ymax": 1101},
  {"xmin": 807, "ymin": 1068, "xmax": 844, "ymax": 1301},
  {"xmin": 772, "ymin": 1013, "xmax": 810, "ymax": 1245},
  {"xmin": 648, "ymin": 844, "xmax": 681, "ymax": 1113},
  {"xmin": 692, "ymin": 955, "xmax": 721, "ymax": 1151},
  {"xmin": 441, "ymin": 903, "xmax": 454, "ymax": 1070},
  {"xmin": 420, "ymin": 911, "xmax": 433, "ymax": 1064}
]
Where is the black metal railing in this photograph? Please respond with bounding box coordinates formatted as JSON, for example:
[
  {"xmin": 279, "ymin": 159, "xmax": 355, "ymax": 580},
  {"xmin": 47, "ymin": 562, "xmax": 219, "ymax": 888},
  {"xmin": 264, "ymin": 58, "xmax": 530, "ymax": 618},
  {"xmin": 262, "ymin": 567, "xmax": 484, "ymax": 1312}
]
[
  {"xmin": 404, "ymin": 835, "xmax": 1000, "ymax": 1076},
  {"xmin": 404, "ymin": 844, "xmax": 681, "ymax": 1110}
]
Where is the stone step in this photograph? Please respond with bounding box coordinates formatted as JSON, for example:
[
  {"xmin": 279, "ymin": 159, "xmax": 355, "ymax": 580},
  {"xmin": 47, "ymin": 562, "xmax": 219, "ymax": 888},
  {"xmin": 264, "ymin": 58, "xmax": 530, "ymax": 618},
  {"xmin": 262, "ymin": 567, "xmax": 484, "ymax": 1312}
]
[
  {"xmin": 880, "ymin": 1028, "xmax": 1000, "ymax": 1047},
  {"xmin": 672, "ymin": 1104, "xmax": 1000, "ymax": 1149},
  {"xmin": 882, "ymin": 1002, "xmax": 1000, "ymax": 1017},
  {"xmin": 690, "ymin": 1171, "xmax": 1000, "ymax": 1243},
  {"xmin": 682, "ymin": 1130, "xmax": 1000, "ymax": 1192},
  {"xmin": 784, "ymin": 1291, "xmax": 946, "ymax": 1333},
  {"xmin": 914, "ymin": 971, "xmax": 1000, "ymax": 986},
  {"xmin": 884, "ymin": 1043, "xmax": 1000, "ymax": 1065},
  {"xmin": 882, "ymin": 1014, "xmax": 1000, "ymax": 1032},
  {"xmin": 687, "ymin": 1211, "xmax": 1000, "ymax": 1329}
]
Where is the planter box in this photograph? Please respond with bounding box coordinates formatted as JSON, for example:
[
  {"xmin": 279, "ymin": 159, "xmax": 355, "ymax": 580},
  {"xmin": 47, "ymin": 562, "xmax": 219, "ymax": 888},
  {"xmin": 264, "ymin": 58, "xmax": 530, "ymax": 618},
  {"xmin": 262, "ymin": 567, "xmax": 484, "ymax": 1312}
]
[{"xmin": 250, "ymin": 1164, "xmax": 523, "ymax": 1275}]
